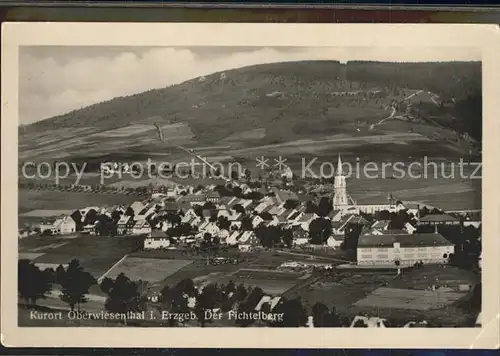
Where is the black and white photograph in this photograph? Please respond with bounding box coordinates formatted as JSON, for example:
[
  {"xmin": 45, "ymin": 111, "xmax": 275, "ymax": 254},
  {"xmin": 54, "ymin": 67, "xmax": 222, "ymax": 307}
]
[{"xmin": 2, "ymin": 23, "xmax": 499, "ymax": 348}]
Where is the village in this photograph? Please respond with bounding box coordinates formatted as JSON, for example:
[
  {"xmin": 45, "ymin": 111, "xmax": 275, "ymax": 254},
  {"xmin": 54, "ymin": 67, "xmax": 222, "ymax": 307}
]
[{"xmin": 18, "ymin": 156, "xmax": 482, "ymax": 328}]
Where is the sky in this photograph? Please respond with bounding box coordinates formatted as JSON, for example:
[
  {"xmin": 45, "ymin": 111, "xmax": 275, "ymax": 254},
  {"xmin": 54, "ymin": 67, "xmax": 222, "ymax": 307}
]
[{"xmin": 19, "ymin": 46, "xmax": 481, "ymax": 125}]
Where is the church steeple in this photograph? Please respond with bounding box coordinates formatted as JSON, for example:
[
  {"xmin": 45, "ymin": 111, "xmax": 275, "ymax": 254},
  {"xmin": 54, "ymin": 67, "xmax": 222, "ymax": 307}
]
[
  {"xmin": 336, "ymin": 154, "xmax": 343, "ymax": 176},
  {"xmin": 332, "ymin": 154, "xmax": 349, "ymax": 210}
]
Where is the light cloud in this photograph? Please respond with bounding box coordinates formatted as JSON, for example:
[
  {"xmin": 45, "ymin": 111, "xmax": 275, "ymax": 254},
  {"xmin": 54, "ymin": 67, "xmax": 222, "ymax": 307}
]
[{"xmin": 19, "ymin": 46, "xmax": 480, "ymax": 124}]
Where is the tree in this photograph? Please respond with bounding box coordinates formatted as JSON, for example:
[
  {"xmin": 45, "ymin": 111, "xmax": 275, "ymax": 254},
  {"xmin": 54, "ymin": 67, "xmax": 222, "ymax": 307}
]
[
  {"xmin": 83, "ymin": 209, "xmax": 98, "ymax": 226},
  {"xmin": 255, "ymin": 226, "xmax": 282, "ymax": 248},
  {"xmin": 317, "ymin": 197, "xmax": 332, "ymax": 217},
  {"xmin": 70, "ymin": 210, "xmax": 84, "ymax": 231},
  {"xmin": 194, "ymin": 205, "xmax": 204, "ymax": 218},
  {"xmin": 243, "ymin": 191, "xmax": 264, "ymax": 201},
  {"xmin": 259, "ymin": 212, "xmax": 273, "ymax": 221},
  {"xmin": 234, "ymin": 284, "xmax": 248, "ymax": 302},
  {"xmin": 233, "ymin": 204, "xmax": 245, "ymax": 214},
  {"xmin": 101, "ymin": 273, "xmax": 143, "ymax": 325},
  {"xmin": 323, "ymin": 306, "xmax": 341, "ymax": 327},
  {"xmin": 309, "ymin": 218, "xmax": 332, "ymax": 245},
  {"xmin": 125, "ymin": 206, "xmax": 135, "ymax": 218},
  {"xmin": 282, "ymin": 228, "xmax": 293, "ymax": 248},
  {"xmin": 159, "ymin": 284, "xmax": 172, "ymax": 309},
  {"xmin": 203, "ymin": 201, "xmax": 216, "ymax": 211},
  {"xmin": 18, "ymin": 259, "xmax": 53, "ymax": 308},
  {"xmin": 388, "ymin": 211, "xmax": 407, "ymax": 230},
  {"xmin": 273, "ymin": 298, "xmax": 307, "ymax": 327},
  {"xmin": 244, "ymin": 169, "xmax": 252, "ymax": 182},
  {"xmin": 195, "ymin": 284, "xmax": 218, "ymax": 327},
  {"xmin": 95, "ymin": 214, "xmax": 116, "ymax": 236},
  {"xmin": 111, "ymin": 210, "xmax": 123, "ymax": 222},
  {"xmin": 343, "ymin": 223, "xmax": 363, "ymax": 252},
  {"xmin": 55, "ymin": 264, "xmax": 66, "ymax": 284},
  {"xmin": 305, "ymin": 201, "xmax": 318, "ymax": 214},
  {"xmin": 419, "ymin": 206, "xmax": 430, "ymax": 218},
  {"xmin": 59, "ymin": 259, "xmax": 96, "ymax": 311},
  {"xmin": 233, "ymin": 186, "xmax": 243, "ymax": 198},
  {"xmin": 225, "ymin": 280, "xmax": 236, "ymax": 295},
  {"xmin": 165, "ymin": 212, "xmax": 181, "ymax": 227},
  {"xmin": 217, "ymin": 216, "xmax": 231, "ymax": 231},
  {"xmin": 284, "ymin": 199, "xmax": 299, "ymax": 210},
  {"xmin": 312, "ymin": 302, "xmax": 329, "ymax": 327},
  {"xmin": 236, "ymin": 287, "xmax": 265, "ymax": 327},
  {"xmin": 241, "ymin": 215, "xmax": 253, "ymax": 231}
]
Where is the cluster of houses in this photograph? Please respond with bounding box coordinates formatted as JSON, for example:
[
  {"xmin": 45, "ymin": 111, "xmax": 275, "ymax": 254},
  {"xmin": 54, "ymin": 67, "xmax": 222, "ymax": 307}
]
[{"xmin": 27, "ymin": 174, "xmax": 481, "ymax": 267}]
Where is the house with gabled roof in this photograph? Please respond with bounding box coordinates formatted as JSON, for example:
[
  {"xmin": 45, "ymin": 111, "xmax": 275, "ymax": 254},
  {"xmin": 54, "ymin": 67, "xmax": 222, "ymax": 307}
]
[
  {"xmin": 218, "ymin": 229, "xmax": 231, "ymax": 243},
  {"xmin": 252, "ymin": 215, "xmax": 265, "ymax": 229},
  {"xmin": 132, "ymin": 219, "xmax": 152, "ymax": 235},
  {"xmin": 297, "ymin": 213, "xmax": 318, "ymax": 231},
  {"xmin": 332, "ymin": 214, "xmax": 370, "ymax": 235},
  {"xmin": 327, "ymin": 234, "xmax": 344, "ymax": 249},
  {"xmin": 117, "ymin": 215, "xmax": 135, "ymax": 235},
  {"xmin": 371, "ymin": 220, "xmax": 391, "ymax": 230},
  {"xmin": 328, "ymin": 209, "xmax": 343, "ymax": 222},
  {"xmin": 130, "ymin": 201, "xmax": 146, "ymax": 216},
  {"xmin": 144, "ymin": 230, "xmax": 171, "ymax": 249},
  {"xmin": 226, "ymin": 231, "xmax": 241, "ymax": 246},
  {"xmin": 181, "ymin": 214, "xmax": 201, "ymax": 227},
  {"xmin": 238, "ymin": 231, "xmax": 259, "ymax": 251},
  {"xmin": 418, "ymin": 214, "xmax": 460, "ymax": 226},
  {"xmin": 255, "ymin": 296, "xmax": 281, "ymax": 311},
  {"xmin": 199, "ymin": 221, "xmax": 219, "ymax": 236},
  {"xmin": 254, "ymin": 200, "xmax": 273, "ymax": 214}
]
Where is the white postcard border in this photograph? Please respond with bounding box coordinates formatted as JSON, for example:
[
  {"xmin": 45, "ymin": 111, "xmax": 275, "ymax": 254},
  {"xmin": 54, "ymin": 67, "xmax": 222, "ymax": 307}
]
[{"xmin": 2, "ymin": 22, "xmax": 499, "ymax": 348}]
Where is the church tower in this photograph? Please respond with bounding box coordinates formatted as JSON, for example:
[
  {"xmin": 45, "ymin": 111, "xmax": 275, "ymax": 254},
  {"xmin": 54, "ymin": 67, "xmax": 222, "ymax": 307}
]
[{"xmin": 333, "ymin": 155, "xmax": 349, "ymax": 210}]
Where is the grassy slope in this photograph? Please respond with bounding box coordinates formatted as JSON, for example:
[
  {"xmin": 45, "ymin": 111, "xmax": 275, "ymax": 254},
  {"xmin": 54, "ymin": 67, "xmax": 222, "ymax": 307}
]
[{"xmin": 20, "ymin": 61, "xmax": 481, "ymax": 162}]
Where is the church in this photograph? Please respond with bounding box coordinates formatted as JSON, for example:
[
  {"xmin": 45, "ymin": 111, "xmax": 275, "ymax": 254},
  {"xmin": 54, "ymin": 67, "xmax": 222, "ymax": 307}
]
[{"xmin": 332, "ymin": 155, "xmax": 403, "ymax": 215}]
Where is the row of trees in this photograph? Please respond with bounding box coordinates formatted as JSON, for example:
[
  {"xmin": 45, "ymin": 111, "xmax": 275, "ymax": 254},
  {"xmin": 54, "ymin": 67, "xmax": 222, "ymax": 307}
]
[
  {"xmin": 18, "ymin": 259, "xmax": 96, "ymax": 311},
  {"xmin": 16, "ymin": 259, "xmax": 317, "ymax": 327}
]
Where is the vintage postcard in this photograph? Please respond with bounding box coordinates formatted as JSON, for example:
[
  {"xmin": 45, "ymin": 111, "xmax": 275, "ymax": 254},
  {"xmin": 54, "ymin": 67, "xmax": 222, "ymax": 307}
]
[{"xmin": 1, "ymin": 22, "xmax": 499, "ymax": 348}]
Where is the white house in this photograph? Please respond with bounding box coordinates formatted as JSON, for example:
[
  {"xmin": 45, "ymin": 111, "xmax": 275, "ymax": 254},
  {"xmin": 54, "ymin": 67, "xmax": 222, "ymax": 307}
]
[
  {"xmin": 254, "ymin": 296, "xmax": 281, "ymax": 311},
  {"xmin": 357, "ymin": 232, "xmax": 454, "ymax": 266},
  {"xmin": 226, "ymin": 231, "xmax": 241, "ymax": 246},
  {"xmin": 144, "ymin": 231, "xmax": 171, "ymax": 249},
  {"xmin": 404, "ymin": 222, "xmax": 417, "ymax": 234},
  {"xmin": 53, "ymin": 216, "xmax": 76, "ymax": 235},
  {"xmin": 252, "ymin": 215, "xmax": 265, "ymax": 229},
  {"xmin": 293, "ymin": 238, "xmax": 309, "ymax": 246},
  {"xmin": 326, "ymin": 235, "xmax": 344, "ymax": 249},
  {"xmin": 199, "ymin": 222, "xmax": 219, "ymax": 236},
  {"xmin": 350, "ymin": 316, "xmax": 388, "ymax": 328},
  {"xmin": 296, "ymin": 213, "xmax": 318, "ymax": 232},
  {"xmin": 130, "ymin": 201, "xmax": 146, "ymax": 216},
  {"xmin": 132, "ymin": 219, "xmax": 152, "ymax": 235}
]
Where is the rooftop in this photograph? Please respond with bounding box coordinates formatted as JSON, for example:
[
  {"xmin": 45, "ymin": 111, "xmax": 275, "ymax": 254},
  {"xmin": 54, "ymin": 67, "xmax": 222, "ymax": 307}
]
[
  {"xmin": 419, "ymin": 214, "xmax": 458, "ymax": 222},
  {"xmin": 358, "ymin": 232, "xmax": 453, "ymax": 248}
]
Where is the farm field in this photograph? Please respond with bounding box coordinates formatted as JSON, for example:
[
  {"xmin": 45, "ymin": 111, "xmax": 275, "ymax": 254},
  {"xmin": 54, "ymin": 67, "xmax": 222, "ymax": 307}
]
[
  {"xmin": 20, "ymin": 235, "xmax": 143, "ymax": 278},
  {"xmin": 101, "ymin": 256, "xmax": 193, "ymax": 284},
  {"xmin": 215, "ymin": 268, "xmax": 308, "ymax": 295},
  {"xmin": 353, "ymin": 287, "xmax": 466, "ymax": 311},
  {"xmin": 291, "ymin": 272, "xmax": 392, "ymax": 313},
  {"xmin": 20, "ymin": 209, "xmax": 75, "ymax": 218},
  {"xmin": 18, "ymin": 189, "xmax": 141, "ymax": 213},
  {"xmin": 387, "ymin": 265, "xmax": 480, "ymax": 291}
]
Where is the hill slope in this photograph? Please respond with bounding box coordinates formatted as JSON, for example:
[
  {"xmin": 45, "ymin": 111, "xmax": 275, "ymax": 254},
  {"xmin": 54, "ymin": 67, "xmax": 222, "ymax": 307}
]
[{"xmin": 20, "ymin": 60, "xmax": 481, "ymax": 163}]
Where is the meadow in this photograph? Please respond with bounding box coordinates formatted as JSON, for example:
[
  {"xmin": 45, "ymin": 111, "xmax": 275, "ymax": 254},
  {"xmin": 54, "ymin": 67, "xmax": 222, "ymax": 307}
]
[
  {"xmin": 101, "ymin": 256, "xmax": 193, "ymax": 284},
  {"xmin": 20, "ymin": 234, "xmax": 143, "ymax": 279},
  {"xmin": 354, "ymin": 287, "xmax": 466, "ymax": 311},
  {"xmin": 18, "ymin": 189, "xmax": 141, "ymax": 214}
]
